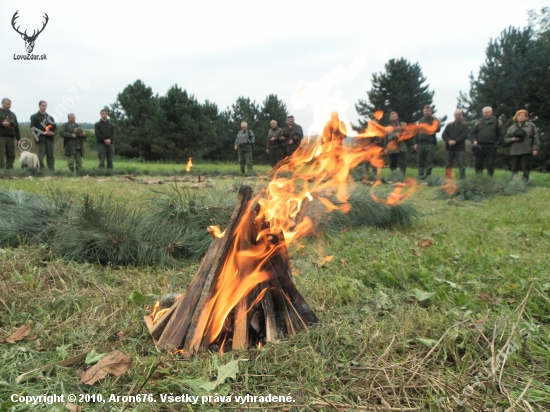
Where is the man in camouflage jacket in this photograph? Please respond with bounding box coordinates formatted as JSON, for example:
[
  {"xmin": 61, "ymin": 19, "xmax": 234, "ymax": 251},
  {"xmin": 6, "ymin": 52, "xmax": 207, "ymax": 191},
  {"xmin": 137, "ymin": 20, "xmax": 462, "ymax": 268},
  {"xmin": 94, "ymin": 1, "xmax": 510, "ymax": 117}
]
[
  {"xmin": 266, "ymin": 120, "xmax": 283, "ymax": 167},
  {"xmin": 470, "ymin": 106, "xmax": 503, "ymax": 177},
  {"xmin": 60, "ymin": 113, "xmax": 86, "ymax": 173}
]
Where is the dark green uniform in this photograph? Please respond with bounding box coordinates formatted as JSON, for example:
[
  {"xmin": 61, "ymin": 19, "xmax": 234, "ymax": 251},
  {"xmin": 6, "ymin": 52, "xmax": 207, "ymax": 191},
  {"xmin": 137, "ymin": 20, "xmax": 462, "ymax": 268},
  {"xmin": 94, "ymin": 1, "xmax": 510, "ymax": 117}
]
[
  {"xmin": 414, "ymin": 116, "xmax": 440, "ymax": 179},
  {"xmin": 94, "ymin": 119, "xmax": 115, "ymax": 169},
  {"xmin": 0, "ymin": 108, "xmax": 21, "ymax": 169},
  {"xmin": 442, "ymin": 120, "xmax": 468, "ymax": 179},
  {"xmin": 266, "ymin": 127, "xmax": 283, "ymax": 166},
  {"xmin": 504, "ymin": 122, "xmax": 540, "ymax": 180},
  {"xmin": 280, "ymin": 123, "xmax": 303, "ymax": 156},
  {"xmin": 60, "ymin": 122, "xmax": 87, "ymax": 172},
  {"xmin": 385, "ymin": 121, "xmax": 408, "ymax": 176},
  {"xmin": 235, "ymin": 129, "xmax": 255, "ymax": 174},
  {"xmin": 30, "ymin": 111, "xmax": 57, "ymax": 171},
  {"xmin": 470, "ymin": 116, "xmax": 503, "ymax": 176}
]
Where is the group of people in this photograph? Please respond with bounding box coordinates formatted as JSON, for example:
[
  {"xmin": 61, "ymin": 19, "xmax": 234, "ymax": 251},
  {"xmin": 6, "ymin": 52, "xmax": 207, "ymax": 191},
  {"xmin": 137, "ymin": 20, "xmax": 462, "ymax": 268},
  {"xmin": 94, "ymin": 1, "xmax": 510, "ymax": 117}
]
[
  {"xmin": 436, "ymin": 106, "xmax": 538, "ymax": 181},
  {"xmin": 363, "ymin": 105, "xmax": 540, "ymax": 181},
  {"xmin": 0, "ymin": 98, "xmax": 115, "ymax": 172},
  {"xmin": 234, "ymin": 115, "xmax": 304, "ymax": 174}
]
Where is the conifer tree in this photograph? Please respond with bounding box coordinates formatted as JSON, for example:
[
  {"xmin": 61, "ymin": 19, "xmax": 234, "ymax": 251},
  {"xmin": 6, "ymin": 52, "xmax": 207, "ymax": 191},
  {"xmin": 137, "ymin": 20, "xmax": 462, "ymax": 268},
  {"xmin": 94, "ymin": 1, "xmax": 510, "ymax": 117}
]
[{"xmin": 356, "ymin": 58, "xmax": 444, "ymax": 127}]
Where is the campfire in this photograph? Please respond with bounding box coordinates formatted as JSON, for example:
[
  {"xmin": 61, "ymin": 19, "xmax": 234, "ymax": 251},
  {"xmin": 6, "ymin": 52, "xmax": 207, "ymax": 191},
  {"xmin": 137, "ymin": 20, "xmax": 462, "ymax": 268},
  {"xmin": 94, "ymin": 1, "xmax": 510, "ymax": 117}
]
[
  {"xmin": 145, "ymin": 185, "xmax": 318, "ymax": 355},
  {"xmin": 144, "ymin": 114, "xmax": 439, "ymax": 355}
]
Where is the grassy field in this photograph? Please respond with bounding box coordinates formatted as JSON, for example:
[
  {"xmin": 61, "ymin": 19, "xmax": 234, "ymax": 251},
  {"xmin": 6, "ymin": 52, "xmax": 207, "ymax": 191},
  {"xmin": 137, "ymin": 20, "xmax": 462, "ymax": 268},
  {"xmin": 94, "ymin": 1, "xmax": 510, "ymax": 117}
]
[{"xmin": 1, "ymin": 165, "xmax": 549, "ymax": 411}]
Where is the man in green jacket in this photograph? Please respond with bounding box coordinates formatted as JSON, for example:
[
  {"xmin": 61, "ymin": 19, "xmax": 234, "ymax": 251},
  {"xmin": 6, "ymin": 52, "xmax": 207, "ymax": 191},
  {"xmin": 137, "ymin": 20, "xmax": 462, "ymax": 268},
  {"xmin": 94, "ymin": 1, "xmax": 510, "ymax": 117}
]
[
  {"xmin": 442, "ymin": 109, "xmax": 468, "ymax": 179},
  {"xmin": 413, "ymin": 106, "xmax": 440, "ymax": 179},
  {"xmin": 470, "ymin": 106, "xmax": 503, "ymax": 176},
  {"xmin": 234, "ymin": 122, "xmax": 255, "ymax": 175},
  {"xmin": 266, "ymin": 120, "xmax": 283, "ymax": 167},
  {"xmin": 384, "ymin": 111, "xmax": 408, "ymax": 177},
  {"xmin": 30, "ymin": 101, "xmax": 57, "ymax": 171},
  {"xmin": 280, "ymin": 115, "xmax": 303, "ymax": 157},
  {"xmin": 60, "ymin": 113, "xmax": 86, "ymax": 173},
  {"xmin": 94, "ymin": 109, "xmax": 115, "ymax": 170},
  {"xmin": 0, "ymin": 98, "xmax": 21, "ymax": 169}
]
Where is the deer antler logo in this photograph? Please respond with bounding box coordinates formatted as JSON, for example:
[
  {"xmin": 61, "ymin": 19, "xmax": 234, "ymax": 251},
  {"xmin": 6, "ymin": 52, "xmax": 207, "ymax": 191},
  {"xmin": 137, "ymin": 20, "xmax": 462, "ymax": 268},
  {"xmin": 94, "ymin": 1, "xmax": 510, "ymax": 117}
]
[{"xmin": 11, "ymin": 11, "xmax": 49, "ymax": 54}]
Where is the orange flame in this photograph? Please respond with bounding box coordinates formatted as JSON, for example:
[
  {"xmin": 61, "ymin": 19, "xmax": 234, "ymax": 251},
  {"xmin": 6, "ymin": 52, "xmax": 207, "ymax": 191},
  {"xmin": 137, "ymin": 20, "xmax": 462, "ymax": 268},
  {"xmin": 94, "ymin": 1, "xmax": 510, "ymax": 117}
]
[
  {"xmin": 186, "ymin": 112, "xmax": 427, "ymax": 350},
  {"xmin": 148, "ymin": 294, "xmax": 182, "ymax": 325},
  {"xmin": 185, "ymin": 158, "xmax": 193, "ymax": 172},
  {"xmin": 208, "ymin": 225, "xmax": 225, "ymax": 238}
]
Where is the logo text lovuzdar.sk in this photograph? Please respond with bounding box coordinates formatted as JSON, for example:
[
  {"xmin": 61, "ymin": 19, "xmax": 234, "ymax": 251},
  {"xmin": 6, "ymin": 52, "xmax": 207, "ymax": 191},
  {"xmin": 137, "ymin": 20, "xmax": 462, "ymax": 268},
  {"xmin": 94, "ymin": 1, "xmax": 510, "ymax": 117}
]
[{"xmin": 11, "ymin": 10, "xmax": 49, "ymax": 59}]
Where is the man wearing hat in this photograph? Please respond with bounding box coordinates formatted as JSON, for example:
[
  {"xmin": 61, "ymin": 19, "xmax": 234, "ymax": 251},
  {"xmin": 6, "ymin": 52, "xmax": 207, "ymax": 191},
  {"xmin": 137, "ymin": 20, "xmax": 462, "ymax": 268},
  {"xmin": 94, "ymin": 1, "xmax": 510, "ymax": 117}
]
[
  {"xmin": 503, "ymin": 109, "xmax": 540, "ymax": 180},
  {"xmin": 60, "ymin": 113, "xmax": 86, "ymax": 173},
  {"xmin": 281, "ymin": 115, "xmax": 304, "ymax": 157},
  {"xmin": 0, "ymin": 98, "xmax": 21, "ymax": 169},
  {"xmin": 470, "ymin": 106, "xmax": 503, "ymax": 176}
]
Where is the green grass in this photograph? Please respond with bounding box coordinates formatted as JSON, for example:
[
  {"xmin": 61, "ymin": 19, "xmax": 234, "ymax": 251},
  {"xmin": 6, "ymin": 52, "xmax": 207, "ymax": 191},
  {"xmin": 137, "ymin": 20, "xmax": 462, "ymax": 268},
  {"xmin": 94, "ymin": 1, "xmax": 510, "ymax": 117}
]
[{"xmin": 0, "ymin": 166, "xmax": 549, "ymax": 411}]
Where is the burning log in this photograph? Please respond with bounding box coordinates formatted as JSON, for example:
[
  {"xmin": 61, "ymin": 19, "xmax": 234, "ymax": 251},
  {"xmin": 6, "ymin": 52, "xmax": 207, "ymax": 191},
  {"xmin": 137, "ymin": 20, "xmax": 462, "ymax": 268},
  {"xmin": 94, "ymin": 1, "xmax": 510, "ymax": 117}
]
[{"xmin": 145, "ymin": 185, "xmax": 318, "ymax": 354}]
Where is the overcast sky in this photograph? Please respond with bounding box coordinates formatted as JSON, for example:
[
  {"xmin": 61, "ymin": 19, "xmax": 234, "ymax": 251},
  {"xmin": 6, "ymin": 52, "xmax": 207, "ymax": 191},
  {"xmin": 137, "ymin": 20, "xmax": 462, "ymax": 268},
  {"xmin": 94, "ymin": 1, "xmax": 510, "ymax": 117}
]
[{"xmin": 1, "ymin": 0, "xmax": 547, "ymax": 136}]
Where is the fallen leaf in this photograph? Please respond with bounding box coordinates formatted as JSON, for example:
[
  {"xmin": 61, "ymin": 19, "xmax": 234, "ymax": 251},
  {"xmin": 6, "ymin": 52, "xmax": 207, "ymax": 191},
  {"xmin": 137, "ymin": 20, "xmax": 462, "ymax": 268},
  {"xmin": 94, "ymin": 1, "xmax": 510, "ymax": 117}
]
[
  {"xmin": 6, "ymin": 323, "xmax": 31, "ymax": 344},
  {"xmin": 418, "ymin": 238, "xmax": 434, "ymax": 248},
  {"xmin": 200, "ymin": 360, "xmax": 240, "ymax": 391},
  {"xmin": 66, "ymin": 403, "xmax": 82, "ymax": 412},
  {"xmin": 324, "ymin": 255, "xmax": 334, "ymax": 262},
  {"xmin": 79, "ymin": 350, "xmax": 132, "ymax": 385},
  {"xmin": 35, "ymin": 339, "xmax": 45, "ymax": 351},
  {"xmin": 417, "ymin": 338, "xmax": 438, "ymax": 348},
  {"xmin": 340, "ymin": 259, "xmax": 348, "ymax": 267},
  {"xmin": 478, "ymin": 292, "xmax": 495, "ymax": 304},
  {"xmin": 85, "ymin": 350, "xmax": 109, "ymax": 365},
  {"xmin": 412, "ymin": 248, "xmax": 420, "ymax": 257},
  {"xmin": 128, "ymin": 290, "xmax": 146, "ymax": 305},
  {"xmin": 412, "ymin": 289, "xmax": 435, "ymax": 302},
  {"xmin": 508, "ymin": 298, "xmax": 517, "ymax": 304}
]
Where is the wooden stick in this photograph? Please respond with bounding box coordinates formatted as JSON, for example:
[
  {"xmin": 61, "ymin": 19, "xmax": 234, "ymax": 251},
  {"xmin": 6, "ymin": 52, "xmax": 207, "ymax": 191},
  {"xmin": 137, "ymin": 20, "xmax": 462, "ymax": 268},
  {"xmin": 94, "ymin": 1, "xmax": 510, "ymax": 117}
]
[
  {"xmin": 156, "ymin": 236, "xmax": 223, "ymax": 349},
  {"xmin": 150, "ymin": 302, "xmax": 177, "ymax": 340},
  {"xmin": 260, "ymin": 282, "xmax": 278, "ymax": 342},
  {"xmin": 232, "ymin": 207, "xmax": 257, "ymax": 350},
  {"xmin": 184, "ymin": 186, "xmax": 254, "ymax": 352}
]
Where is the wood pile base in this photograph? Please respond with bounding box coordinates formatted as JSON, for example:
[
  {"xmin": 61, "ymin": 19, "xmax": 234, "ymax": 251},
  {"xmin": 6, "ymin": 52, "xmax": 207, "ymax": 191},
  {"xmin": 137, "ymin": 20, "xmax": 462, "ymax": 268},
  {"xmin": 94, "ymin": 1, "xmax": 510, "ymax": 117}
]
[{"xmin": 144, "ymin": 185, "xmax": 318, "ymax": 354}]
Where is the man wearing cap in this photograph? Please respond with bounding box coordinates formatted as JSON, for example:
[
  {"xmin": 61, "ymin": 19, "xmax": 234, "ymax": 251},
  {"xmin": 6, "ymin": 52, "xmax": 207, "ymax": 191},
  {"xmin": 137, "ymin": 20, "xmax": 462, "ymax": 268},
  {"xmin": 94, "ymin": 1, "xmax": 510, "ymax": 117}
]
[
  {"xmin": 281, "ymin": 115, "xmax": 304, "ymax": 157},
  {"xmin": 470, "ymin": 106, "xmax": 503, "ymax": 176},
  {"xmin": 30, "ymin": 100, "xmax": 57, "ymax": 171},
  {"xmin": 60, "ymin": 113, "xmax": 86, "ymax": 173},
  {"xmin": 234, "ymin": 122, "xmax": 255, "ymax": 175},
  {"xmin": 413, "ymin": 106, "xmax": 440, "ymax": 180},
  {"xmin": 0, "ymin": 98, "xmax": 21, "ymax": 170},
  {"xmin": 503, "ymin": 109, "xmax": 539, "ymax": 180},
  {"xmin": 442, "ymin": 109, "xmax": 468, "ymax": 179},
  {"xmin": 266, "ymin": 120, "xmax": 283, "ymax": 167}
]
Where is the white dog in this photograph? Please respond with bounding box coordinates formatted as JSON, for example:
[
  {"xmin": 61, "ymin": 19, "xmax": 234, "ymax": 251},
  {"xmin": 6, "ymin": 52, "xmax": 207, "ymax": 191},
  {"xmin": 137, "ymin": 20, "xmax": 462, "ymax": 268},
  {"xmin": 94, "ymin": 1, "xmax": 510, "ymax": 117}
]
[{"xmin": 19, "ymin": 151, "xmax": 40, "ymax": 169}]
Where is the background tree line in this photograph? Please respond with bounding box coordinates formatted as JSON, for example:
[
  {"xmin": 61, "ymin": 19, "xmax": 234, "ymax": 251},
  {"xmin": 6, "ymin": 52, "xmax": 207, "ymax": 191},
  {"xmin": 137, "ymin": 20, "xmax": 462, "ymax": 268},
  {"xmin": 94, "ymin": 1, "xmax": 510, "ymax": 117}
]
[
  {"xmin": 105, "ymin": 9, "xmax": 548, "ymax": 170},
  {"xmin": 108, "ymin": 82, "xmax": 288, "ymax": 163},
  {"xmin": 354, "ymin": 8, "xmax": 549, "ymax": 171}
]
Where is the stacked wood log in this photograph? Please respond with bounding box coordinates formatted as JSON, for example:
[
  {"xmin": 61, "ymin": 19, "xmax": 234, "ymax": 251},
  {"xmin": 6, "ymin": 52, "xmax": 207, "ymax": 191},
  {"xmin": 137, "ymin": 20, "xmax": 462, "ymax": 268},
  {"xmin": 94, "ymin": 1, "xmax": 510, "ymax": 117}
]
[{"xmin": 144, "ymin": 185, "xmax": 318, "ymax": 354}]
